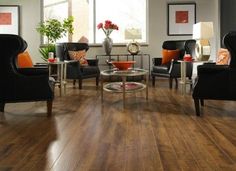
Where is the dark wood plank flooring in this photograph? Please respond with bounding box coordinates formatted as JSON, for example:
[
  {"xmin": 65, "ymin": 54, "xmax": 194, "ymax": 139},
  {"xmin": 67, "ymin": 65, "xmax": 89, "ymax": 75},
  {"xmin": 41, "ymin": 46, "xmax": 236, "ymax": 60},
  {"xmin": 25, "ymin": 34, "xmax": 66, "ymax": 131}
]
[{"xmin": 0, "ymin": 79, "xmax": 236, "ymax": 171}]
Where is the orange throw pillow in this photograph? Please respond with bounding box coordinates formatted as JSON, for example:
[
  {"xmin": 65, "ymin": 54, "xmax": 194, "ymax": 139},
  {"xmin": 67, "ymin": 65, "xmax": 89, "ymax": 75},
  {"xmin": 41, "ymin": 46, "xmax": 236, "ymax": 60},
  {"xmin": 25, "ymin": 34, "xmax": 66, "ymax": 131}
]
[
  {"xmin": 68, "ymin": 50, "xmax": 88, "ymax": 66},
  {"xmin": 162, "ymin": 49, "xmax": 180, "ymax": 65},
  {"xmin": 216, "ymin": 48, "xmax": 231, "ymax": 65},
  {"xmin": 17, "ymin": 51, "xmax": 34, "ymax": 68}
]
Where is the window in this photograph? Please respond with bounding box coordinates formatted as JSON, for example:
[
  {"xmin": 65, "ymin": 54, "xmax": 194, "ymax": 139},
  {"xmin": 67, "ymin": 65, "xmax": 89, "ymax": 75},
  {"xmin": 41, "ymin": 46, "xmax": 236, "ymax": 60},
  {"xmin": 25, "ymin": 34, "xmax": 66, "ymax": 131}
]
[
  {"xmin": 43, "ymin": 0, "xmax": 148, "ymax": 44},
  {"xmin": 43, "ymin": 0, "xmax": 69, "ymax": 43}
]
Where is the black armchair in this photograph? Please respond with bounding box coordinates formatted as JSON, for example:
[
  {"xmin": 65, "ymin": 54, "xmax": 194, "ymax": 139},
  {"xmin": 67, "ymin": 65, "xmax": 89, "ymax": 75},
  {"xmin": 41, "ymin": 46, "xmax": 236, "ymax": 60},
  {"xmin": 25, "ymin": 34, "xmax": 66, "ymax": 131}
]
[
  {"xmin": 0, "ymin": 34, "xmax": 54, "ymax": 116},
  {"xmin": 151, "ymin": 40, "xmax": 195, "ymax": 88},
  {"xmin": 192, "ymin": 31, "xmax": 236, "ymax": 116},
  {"xmin": 56, "ymin": 43, "xmax": 100, "ymax": 89}
]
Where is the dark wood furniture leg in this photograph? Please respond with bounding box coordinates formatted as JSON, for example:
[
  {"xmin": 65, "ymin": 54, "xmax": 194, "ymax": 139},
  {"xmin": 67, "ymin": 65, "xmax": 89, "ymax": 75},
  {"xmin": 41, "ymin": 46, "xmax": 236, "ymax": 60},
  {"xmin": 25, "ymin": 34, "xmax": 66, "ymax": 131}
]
[
  {"xmin": 47, "ymin": 100, "xmax": 53, "ymax": 117},
  {"xmin": 0, "ymin": 103, "xmax": 5, "ymax": 112},
  {"xmin": 96, "ymin": 76, "xmax": 99, "ymax": 87},
  {"xmin": 175, "ymin": 78, "xmax": 178, "ymax": 89},
  {"xmin": 194, "ymin": 99, "xmax": 200, "ymax": 116},
  {"xmin": 152, "ymin": 75, "xmax": 155, "ymax": 86},
  {"xmin": 79, "ymin": 79, "xmax": 82, "ymax": 89},
  {"xmin": 169, "ymin": 78, "xmax": 173, "ymax": 89},
  {"xmin": 189, "ymin": 77, "xmax": 193, "ymax": 90},
  {"xmin": 200, "ymin": 99, "xmax": 204, "ymax": 106}
]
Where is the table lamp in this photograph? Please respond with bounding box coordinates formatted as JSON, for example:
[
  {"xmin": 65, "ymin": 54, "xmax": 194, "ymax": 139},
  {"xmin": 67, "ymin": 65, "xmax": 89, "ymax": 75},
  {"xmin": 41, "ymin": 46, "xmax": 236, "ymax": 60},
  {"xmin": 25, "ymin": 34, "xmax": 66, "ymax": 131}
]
[
  {"xmin": 192, "ymin": 22, "xmax": 214, "ymax": 61},
  {"xmin": 125, "ymin": 28, "xmax": 142, "ymax": 55}
]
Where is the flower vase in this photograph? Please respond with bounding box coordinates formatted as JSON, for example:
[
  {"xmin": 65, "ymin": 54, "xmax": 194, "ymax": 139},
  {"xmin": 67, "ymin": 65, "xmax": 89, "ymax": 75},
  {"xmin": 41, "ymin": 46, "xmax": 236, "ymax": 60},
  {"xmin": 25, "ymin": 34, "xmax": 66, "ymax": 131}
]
[{"xmin": 103, "ymin": 37, "xmax": 113, "ymax": 55}]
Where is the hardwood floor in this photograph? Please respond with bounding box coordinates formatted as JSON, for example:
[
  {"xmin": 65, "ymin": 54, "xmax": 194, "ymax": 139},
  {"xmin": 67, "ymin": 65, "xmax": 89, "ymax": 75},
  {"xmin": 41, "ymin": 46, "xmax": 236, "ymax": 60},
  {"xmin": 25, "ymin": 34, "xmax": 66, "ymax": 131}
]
[{"xmin": 0, "ymin": 79, "xmax": 236, "ymax": 171}]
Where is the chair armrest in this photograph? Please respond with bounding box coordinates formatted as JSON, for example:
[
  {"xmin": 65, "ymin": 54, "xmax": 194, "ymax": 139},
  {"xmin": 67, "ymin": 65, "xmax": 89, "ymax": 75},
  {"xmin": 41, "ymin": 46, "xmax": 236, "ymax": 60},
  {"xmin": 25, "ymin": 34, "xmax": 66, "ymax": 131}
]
[
  {"xmin": 203, "ymin": 62, "xmax": 216, "ymax": 65},
  {"xmin": 168, "ymin": 59, "xmax": 193, "ymax": 78},
  {"xmin": 168, "ymin": 59, "xmax": 180, "ymax": 76},
  {"xmin": 192, "ymin": 64, "xmax": 232, "ymax": 98},
  {"xmin": 34, "ymin": 63, "xmax": 48, "ymax": 67},
  {"xmin": 197, "ymin": 64, "xmax": 229, "ymax": 75},
  {"xmin": 65, "ymin": 60, "xmax": 83, "ymax": 77},
  {"xmin": 64, "ymin": 60, "xmax": 77, "ymax": 63},
  {"xmin": 152, "ymin": 57, "xmax": 162, "ymax": 66},
  {"xmin": 87, "ymin": 59, "xmax": 99, "ymax": 66},
  {"xmin": 64, "ymin": 60, "xmax": 81, "ymax": 67},
  {"xmin": 35, "ymin": 62, "xmax": 48, "ymax": 65},
  {"xmin": 17, "ymin": 67, "xmax": 49, "ymax": 76}
]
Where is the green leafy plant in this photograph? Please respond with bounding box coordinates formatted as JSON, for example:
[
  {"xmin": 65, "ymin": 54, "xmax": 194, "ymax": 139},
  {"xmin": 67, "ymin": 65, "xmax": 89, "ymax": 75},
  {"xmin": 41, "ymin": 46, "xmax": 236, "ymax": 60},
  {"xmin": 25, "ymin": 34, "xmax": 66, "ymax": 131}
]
[
  {"xmin": 39, "ymin": 44, "xmax": 56, "ymax": 61},
  {"xmin": 36, "ymin": 16, "xmax": 74, "ymax": 61}
]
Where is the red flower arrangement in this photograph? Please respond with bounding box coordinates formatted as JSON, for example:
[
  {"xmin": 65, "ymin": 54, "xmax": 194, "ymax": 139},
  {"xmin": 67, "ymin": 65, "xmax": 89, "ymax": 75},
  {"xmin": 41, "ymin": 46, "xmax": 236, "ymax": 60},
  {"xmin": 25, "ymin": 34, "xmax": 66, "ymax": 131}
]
[{"xmin": 97, "ymin": 20, "xmax": 119, "ymax": 37}]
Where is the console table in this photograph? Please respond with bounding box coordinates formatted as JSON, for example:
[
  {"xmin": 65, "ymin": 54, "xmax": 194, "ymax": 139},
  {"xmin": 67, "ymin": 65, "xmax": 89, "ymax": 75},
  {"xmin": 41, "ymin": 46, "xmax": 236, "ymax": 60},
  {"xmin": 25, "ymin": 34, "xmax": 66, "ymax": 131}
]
[{"xmin": 96, "ymin": 53, "xmax": 151, "ymax": 74}]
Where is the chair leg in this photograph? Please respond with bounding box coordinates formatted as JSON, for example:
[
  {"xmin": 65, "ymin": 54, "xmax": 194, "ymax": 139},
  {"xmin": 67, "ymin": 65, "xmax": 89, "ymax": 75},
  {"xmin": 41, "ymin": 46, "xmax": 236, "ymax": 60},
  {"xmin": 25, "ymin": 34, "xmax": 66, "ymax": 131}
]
[
  {"xmin": 73, "ymin": 80, "xmax": 76, "ymax": 86},
  {"xmin": 200, "ymin": 99, "xmax": 204, "ymax": 106},
  {"xmin": 194, "ymin": 99, "xmax": 200, "ymax": 116},
  {"xmin": 175, "ymin": 78, "xmax": 178, "ymax": 89},
  {"xmin": 152, "ymin": 76, "xmax": 155, "ymax": 86},
  {"xmin": 189, "ymin": 77, "xmax": 193, "ymax": 90},
  {"xmin": 79, "ymin": 79, "xmax": 82, "ymax": 89},
  {"xmin": 0, "ymin": 103, "xmax": 5, "ymax": 112},
  {"xmin": 47, "ymin": 100, "xmax": 53, "ymax": 117},
  {"xmin": 169, "ymin": 78, "xmax": 173, "ymax": 89},
  {"xmin": 96, "ymin": 76, "xmax": 99, "ymax": 87}
]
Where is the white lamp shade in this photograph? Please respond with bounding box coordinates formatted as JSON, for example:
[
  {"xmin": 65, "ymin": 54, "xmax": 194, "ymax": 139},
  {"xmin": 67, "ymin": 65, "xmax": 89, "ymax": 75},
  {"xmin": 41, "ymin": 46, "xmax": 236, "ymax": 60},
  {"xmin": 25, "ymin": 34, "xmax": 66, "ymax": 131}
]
[
  {"xmin": 125, "ymin": 28, "xmax": 142, "ymax": 40},
  {"xmin": 192, "ymin": 22, "xmax": 214, "ymax": 39}
]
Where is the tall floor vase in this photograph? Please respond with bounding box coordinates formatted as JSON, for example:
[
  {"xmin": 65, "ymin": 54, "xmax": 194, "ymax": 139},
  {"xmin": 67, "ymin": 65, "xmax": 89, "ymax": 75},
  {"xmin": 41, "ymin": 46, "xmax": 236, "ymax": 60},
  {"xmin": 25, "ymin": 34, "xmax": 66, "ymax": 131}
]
[{"xmin": 103, "ymin": 37, "xmax": 113, "ymax": 55}]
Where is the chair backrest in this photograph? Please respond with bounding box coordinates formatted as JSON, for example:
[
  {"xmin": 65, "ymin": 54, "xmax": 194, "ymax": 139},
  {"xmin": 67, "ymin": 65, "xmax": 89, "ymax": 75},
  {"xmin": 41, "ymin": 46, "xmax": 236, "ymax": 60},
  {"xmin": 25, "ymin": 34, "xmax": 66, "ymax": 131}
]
[
  {"xmin": 162, "ymin": 40, "xmax": 186, "ymax": 59},
  {"xmin": 184, "ymin": 39, "xmax": 196, "ymax": 58},
  {"xmin": 223, "ymin": 31, "xmax": 236, "ymax": 68},
  {"xmin": 56, "ymin": 43, "xmax": 89, "ymax": 61},
  {"xmin": 0, "ymin": 34, "xmax": 26, "ymax": 77},
  {"xmin": 0, "ymin": 34, "xmax": 26, "ymax": 101}
]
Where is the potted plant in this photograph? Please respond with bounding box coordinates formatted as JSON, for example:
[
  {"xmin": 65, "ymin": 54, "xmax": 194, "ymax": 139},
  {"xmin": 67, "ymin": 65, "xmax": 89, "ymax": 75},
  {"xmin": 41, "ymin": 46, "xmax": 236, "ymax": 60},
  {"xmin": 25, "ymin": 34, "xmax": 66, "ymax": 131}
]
[{"xmin": 36, "ymin": 16, "xmax": 74, "ymax": 61}]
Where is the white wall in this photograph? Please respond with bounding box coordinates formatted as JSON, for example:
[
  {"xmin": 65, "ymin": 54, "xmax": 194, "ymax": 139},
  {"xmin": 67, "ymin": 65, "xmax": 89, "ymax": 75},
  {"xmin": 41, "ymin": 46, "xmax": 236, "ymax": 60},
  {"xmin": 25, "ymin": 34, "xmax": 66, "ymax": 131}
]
[
  {"xmin": 0, "ymin": 0, "xmax": 220, "ymax": 66},
  {"xmin": 0, "ymin": 0, "xmax": 41, "ymax": 63}
]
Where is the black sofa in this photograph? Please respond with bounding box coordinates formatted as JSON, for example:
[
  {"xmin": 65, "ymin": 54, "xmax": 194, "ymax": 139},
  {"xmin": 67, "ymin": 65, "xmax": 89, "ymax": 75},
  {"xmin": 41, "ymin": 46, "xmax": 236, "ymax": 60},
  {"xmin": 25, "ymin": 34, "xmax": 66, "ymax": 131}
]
[
  {"xmin": 192, "ymin": 31, "xmax": 236, "ymax": 116},
  {"xmin": 56, "ymin": 43, "xmax": 100, "ymax": 89},
  {"xmin": 151, "ymin": 40, "xmax": 195, "ymax": 88}
]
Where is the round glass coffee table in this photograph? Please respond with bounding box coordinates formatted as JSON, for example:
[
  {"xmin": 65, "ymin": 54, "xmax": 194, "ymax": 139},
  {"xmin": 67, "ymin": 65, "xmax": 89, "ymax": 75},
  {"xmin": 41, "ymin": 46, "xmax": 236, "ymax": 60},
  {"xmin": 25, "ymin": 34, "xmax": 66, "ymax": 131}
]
[{"xmin": 100, "ymin": 68, "xmax": 149, "ymax": 107}]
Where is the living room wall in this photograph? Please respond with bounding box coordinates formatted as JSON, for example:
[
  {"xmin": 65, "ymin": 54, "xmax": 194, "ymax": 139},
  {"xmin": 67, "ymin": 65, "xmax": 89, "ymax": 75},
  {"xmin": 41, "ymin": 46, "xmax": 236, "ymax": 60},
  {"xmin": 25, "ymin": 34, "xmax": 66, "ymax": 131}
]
[
  {"xmin": 0, "ymin": 0, "xmax": 220, "ymax": 67},
  {"xmin": 220, "ymin": 0, "xmax": 236, "ymax": 46},
  {"xmin": 0, "ymin": 0, "xmax": 41, "ymax": 62}
]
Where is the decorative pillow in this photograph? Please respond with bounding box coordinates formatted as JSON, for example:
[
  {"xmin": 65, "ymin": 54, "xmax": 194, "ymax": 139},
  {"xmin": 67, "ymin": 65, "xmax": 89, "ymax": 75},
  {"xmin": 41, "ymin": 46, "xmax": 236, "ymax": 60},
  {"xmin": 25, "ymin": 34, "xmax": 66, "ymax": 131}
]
[
  {"xmin": 161, "ymin": 49, "xmax": 180, "ymax": 65},
  {"xmin": 78, "ymin": 36, "xmax": 89, "ymax": 43},
  {"xmin": 17, "ymin": 51, "xmax": 34, "ymax": 68},
  {"xmin": 68, "ymin": 50, "xmax": 88, "ymax": 66},
  {"xmin": 216, "ymin": 48, "xmax": 231, "ymax": 65}
]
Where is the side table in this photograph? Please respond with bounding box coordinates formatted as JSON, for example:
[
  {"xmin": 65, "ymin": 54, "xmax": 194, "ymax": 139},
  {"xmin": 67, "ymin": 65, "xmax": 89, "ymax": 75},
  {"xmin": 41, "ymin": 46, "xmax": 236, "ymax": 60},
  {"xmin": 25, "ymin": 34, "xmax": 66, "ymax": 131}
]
[
  {"xmin": 178, "ymin": 60, "xmax": 212, "ymax": 95},
  {"xmin": 48, "ymin": 61, "xmax": 67, "ymax": 96}
]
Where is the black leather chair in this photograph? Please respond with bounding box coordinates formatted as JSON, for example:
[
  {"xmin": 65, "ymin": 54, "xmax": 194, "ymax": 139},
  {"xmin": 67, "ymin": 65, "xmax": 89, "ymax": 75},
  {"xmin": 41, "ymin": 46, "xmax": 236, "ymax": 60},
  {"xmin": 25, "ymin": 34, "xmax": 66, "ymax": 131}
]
[
  {"xmin": 192, "ymin": 31, "xmax": 236, "ymax": 116},
  {"xmin": 0, "ymin": 34, "xmax": 54, "ymax": 116},
  {"xmin": 56, "ymin": 43, "xmax": 100, "ymax": 89},
  {"xmin": 151, "ymin": 40, "xmax": 195, "ymax": 88}
]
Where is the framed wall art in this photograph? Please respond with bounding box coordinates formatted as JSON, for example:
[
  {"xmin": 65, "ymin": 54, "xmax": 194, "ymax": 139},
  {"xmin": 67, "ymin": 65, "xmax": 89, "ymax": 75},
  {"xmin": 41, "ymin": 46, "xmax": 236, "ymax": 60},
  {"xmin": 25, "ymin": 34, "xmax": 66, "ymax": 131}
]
[
  {"xmin": 167, "ymin": 3, "xmax": 196, "ymax": 36},
  {"xmin": 0, "ymin": 5, "xmax": 20, "ymax": 35}
]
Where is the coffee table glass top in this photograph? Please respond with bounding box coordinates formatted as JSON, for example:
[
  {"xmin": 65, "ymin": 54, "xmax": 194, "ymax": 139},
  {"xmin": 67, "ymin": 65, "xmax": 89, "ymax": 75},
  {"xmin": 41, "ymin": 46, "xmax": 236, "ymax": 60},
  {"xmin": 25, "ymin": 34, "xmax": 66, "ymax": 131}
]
[{"xmin": 101, "ymin": 68, "xmax": 148, "ymax": 76}]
